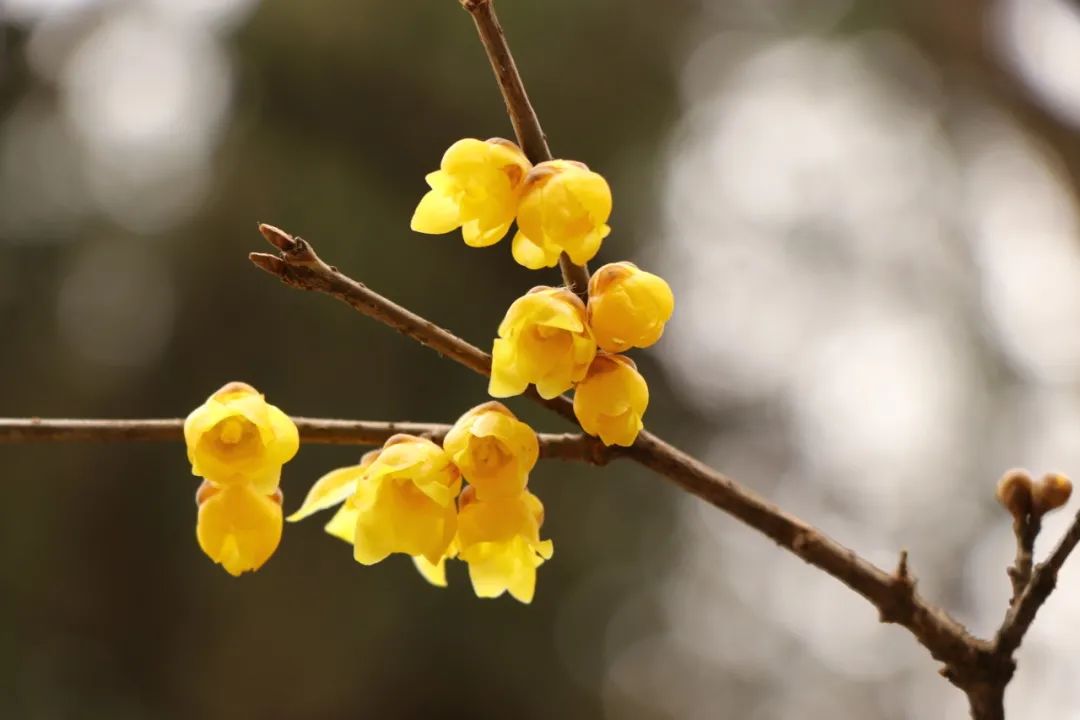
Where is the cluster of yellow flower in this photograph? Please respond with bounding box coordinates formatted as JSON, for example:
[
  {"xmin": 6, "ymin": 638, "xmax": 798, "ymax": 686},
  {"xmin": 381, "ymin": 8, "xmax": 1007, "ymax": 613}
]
[
  {"xmin": 287, "ymin": 401, "xmax": 551, "ymax": 603},
  {"xmin": 412, "ymin": 137, "xmax": 674, "ymax": 447},
  {"xmin": 184, "ymin": 138, "xmax": 673, "ymax": 603},
  {"xmin": 184, "ymin": 382, "xmax": 299, "ymax": 576},
  {"xmin": 185, "ymin": 386, "xmax": 551, "ymax": 602},
  {"xmin": 411, "ymin": 138, "xmax": 611, "ymax": 269}
]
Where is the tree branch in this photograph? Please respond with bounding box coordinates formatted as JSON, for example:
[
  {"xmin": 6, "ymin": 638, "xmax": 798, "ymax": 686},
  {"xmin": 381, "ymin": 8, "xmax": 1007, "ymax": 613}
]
[
  {"xmin": 0, "ymin": 417, "xmax": 606, "ymax": 462},
  {"xmin": 460, "ymin": 0, "xmax": 591, "ymax": 299},
  {"xmin": 250, "ymin": 224, "xmax": 991, "ymax": 683},
  {"xmin": 995, "ymin": 507, "xmax": 1080, "ymax": 657}
]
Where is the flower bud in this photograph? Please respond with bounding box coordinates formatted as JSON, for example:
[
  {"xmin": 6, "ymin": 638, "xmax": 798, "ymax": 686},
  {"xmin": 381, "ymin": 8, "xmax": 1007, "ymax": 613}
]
[
  {"xmin": 489, "ymin": 286, "xmax": 597, "ymax": 399},
  {"xmin": 573, "ymin": 354, "xmax": 649, "ymax": 447},
  {"xmin": 996, "ymin": 469, "xmax": 1034, "ymax": 520},
  {"xmin": 587, "ymin": 261, "xmax": 675, "ymax": 353},
  {"xmin": 1034, "ymin": 473, "xmax": 1073, "ymax": 515},
  {"xmin": 411, "ymin": 137, "xmax": 532, "ymax": 248},
  {"xmin": 511, "ymin": 160, "xmax": 612, "ymax": 269}
]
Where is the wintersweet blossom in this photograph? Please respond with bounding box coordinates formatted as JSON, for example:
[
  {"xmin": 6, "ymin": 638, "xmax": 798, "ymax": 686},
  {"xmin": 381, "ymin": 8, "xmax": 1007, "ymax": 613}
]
[
  {"xmin": 456, "ymin": 486, "xmax": 553, "ymax": 604},
  {"xmin": 195, "ymin": 481, "xmax": 284, "ymax": 577},
  {"xmin": 443, "ymin": 401, "xmax": 539, "ymax": 500},
  {"xmin": 511, "ymin": 160, "xmax": 612, "ymax": 270},
  {"xmin": 183, "ymin": 382, "xmax": 299, "ymax": 493},
  {"xmin": 573, "ymin": 354, "xmax": 649, "ymax": 447},
  {"xmin": 587, "ymin": 261, "xmax": 675, "ymax": 353},
  {"xmin": 489, "ymin": 286, "xmax": 597, "ymax": 400},
  {"xmin": 411, "ymin": 138, "xmax": 532, "ymax": 248}
]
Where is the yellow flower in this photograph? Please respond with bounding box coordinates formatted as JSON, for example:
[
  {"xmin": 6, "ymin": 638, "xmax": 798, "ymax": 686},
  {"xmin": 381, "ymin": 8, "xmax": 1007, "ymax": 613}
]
[
  {"xmin": 351, "ymin": 435, "xmax": 461, "ymax": 566},
  {"xmin": 573, "ymin": 354, "xmax": 649, "ymax": 447},
  {"xmin": 456, "ymin": 486, "xmax": 553, "ymax": 604},
  {"xmin": 511, "ymin": 160, "xmax": 612, "ymax": 270},
  {"xmin": 489, "ymin": 286, "xmax": 597, "ymax": 400},
  {"xmin": 411, "ymin": 138, "xmax": 532, "ymax": 248},
  {"xmin": 288, "ymin": 444, "xmax": 457, "ymax": 586},
  {"xmin": 184, "ymin": 382, "xmax": 299, "ymax": 493},
  {"xmin": 196, "ymin": 480, "xmax": 283, "ymax": 577},
  {"xmin": 443, "ymin": 401, "xmax": 538, "ymax": 500},
  {"xmin": 587, "ymin": 262, "xmax": 675, "ymax": 353}
]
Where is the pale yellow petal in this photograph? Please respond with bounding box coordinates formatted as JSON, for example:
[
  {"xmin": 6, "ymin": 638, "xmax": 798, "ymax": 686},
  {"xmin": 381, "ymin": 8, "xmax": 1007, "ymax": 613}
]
[
  {"xmin": 324, "ymin": 503, "xmax": 359, "ymax": 544},
  {"xmin": 413, "ymin": 554, "xmax": 448, "ymax": 588},
  {"xmin": 287, "ymin": 466, "xmax": 362, "ymax": 522},
  {"xmin": 411, "ymin": 189, "xmax": 461, "ymax": 235}
]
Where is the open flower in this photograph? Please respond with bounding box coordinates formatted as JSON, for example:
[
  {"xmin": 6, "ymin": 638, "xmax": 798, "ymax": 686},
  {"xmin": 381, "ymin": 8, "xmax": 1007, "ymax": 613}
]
[
  {"xmin": 290, "ymin": 436, "xmax": 460, "ymax": 567},
  {"xmin": 511, "ymin": 160, "xmax": 612, "ymax": 270},
  {"xmin": 456, "ymin": 486, "xmax": 553, "ymax": 604},
  {"xmin": 573, "ymin": 354, "xmax": 649, "ymax": 447},
  {"xmin": 587, "ymin": 262, "xmax": 675, "ymax": 353},
  {"xmin": 184, "ymin": 381, "xmax": 299, "ymax": 493},
  {"xmin": 196, "ymin": 481, "xmax": 284, "ymax": 577},
  {"xmin": 489, "ymin": 286, "xmax": 597, "ymax": 399},
  {"xmin": 443, "ymin": 401, "xmax": 538, "ymax": 499},
  {"xmin": 411, "ymin": 138, "xmax": 532, "ymax": 248}
]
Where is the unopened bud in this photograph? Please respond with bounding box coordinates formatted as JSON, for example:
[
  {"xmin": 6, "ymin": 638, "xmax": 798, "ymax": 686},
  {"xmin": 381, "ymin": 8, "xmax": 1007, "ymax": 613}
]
[
  {"xmin": 996, "ymin": 469, "xmax": 1034, "ymax": 519},
  {"xmin": 1034, "ymin": 473, "xmax": 1073, "ymax": 515}
]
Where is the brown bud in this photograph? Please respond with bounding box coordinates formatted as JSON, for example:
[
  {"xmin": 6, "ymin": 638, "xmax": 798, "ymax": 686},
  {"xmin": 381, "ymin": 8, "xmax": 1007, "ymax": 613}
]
[
  {"xmin": 996, "ymin": 469, "xmax": 1034, "ymax": 519},
  {"xmin": 1034, "ymin": 473, "xmax": 1073, "ymax": 515}
]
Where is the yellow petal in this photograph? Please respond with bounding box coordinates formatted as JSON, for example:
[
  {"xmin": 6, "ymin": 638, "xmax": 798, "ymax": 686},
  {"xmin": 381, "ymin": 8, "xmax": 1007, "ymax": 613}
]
[
  {"xmin": 511, "ymin": 230, "xmax": 560, "ymax": 270},
  {"xmin": 413, "ymin": 554, "xmax": 448, "ymax": 588},
  {"xmin": 324, "ymin": 502, "xmax": 359, "ymax": 544},
  {"xmin": 287, "ymin": 465, "xmax": 362, "ymax": 522},
  {"xmin": 411, "ymin": 188, "xmax": 462, "ymax": 235},
  {"xmin": 462, "ymin": 218, "xmax": 511, "ymax": 248}
]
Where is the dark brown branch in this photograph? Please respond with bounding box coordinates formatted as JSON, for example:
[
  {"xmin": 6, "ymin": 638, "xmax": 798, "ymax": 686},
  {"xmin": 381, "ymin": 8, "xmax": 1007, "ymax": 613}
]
[
  {"xmin": 995, "ymin": 507, "xmax": 1080, "ymax": 657},
  {"xmin": 460, "ymin": 0, "xmax": 591, "ymax": 299},
  {"xmin": 250, "ymin": 224, "xmax": 989, "ymax": 681},
  {"xmin": 0, "ymin": 417, "xmax": 604, "ymax": 462}
]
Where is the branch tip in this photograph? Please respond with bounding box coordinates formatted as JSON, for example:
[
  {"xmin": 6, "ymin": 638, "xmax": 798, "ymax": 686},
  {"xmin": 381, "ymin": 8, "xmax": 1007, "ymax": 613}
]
[{"xmin": 258, "ymin": 222, "xmax": 298, "ymax": 251}]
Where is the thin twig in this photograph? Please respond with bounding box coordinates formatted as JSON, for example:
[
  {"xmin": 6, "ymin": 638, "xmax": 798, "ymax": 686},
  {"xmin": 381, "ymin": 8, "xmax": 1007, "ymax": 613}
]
[
  {"xmin": 250, "ymin": 225, "xmax": 989, "ymax": 680},
  {"xmin": 996, "ymin": 507, "xmax": 1080, "ymax": 656},
  {"xmin": 1007, "ymin": 513, "xmax": 1041, "ymax": 605},
  {"xmin": 0, "ymin": 417, "xmax": 606, "ymax": 462},
  {"xmin": 461, "ymin": 0, "xmax": 591, "ymax": 299}
]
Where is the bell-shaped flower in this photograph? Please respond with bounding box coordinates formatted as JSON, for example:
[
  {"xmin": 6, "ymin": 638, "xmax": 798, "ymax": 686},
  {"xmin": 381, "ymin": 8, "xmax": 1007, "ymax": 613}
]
[
  {"xmin": 587, "ymin": 262, "xmax": 675, "ymax": 353},
  {"xmin": 411, "ymin": 138, "xmax": 532, "ymax": 248},
  {"xmin": 489, "ymin": 286, "xmax": 597, "ymax": 400},
  {"xmin": 573, "ymin": 354, "xmax": 649, "ymax": 447},
  {"xmin": 443, "ymin": 401, "xmax": 538, "ymax": 500},
  {"xmin": 184, "ymin": 382, "xmax": 299, "ymax": 493},
  {"xmin": 340, "ymin": 436, "xmax": 461, "ymax": 566},
  {"xmin": 511, "ymin": 160, "xmax": 612, "ymax": 270},
  {"xmin": 195, "ymin": 481, "xmax": 283, "ymax": 576},
  {"xmin": 456, "ymin": 486, "xmax": 553, "ymax": 604}
]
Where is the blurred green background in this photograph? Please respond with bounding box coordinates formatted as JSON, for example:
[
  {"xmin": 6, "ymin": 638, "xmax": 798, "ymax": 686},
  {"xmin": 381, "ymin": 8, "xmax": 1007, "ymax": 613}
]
[{"xmin": 4, "ymin": 1, "xmax": 1080, "ymax": 718}]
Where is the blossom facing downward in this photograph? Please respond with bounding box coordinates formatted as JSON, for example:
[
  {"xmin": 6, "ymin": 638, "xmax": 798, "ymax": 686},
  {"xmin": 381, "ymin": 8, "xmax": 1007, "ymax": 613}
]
[
  {"xmin": 196, "ymin": 481, "xmax": 283, "ymax": 577},
  {"xmin": 411, "ymin": 138, "xmax": 532, "ymax": 248},
  {"xmin": 443, "ymin": 401, "xmax": 539, "ymax": 500},
  {"xmin": 184, "ymin": 382, "xmax": 299, "ymax": 494},
  {"xmin": 489, "ymin": 286, "xmax": 597, "ymax": 400},
  {"xmin": 456, "ymin": 486, "xmax": 553, "ymax": 604},
  {"xmin": 573, "ymin": 354, "xmax": 649, "ymax": 447},
  {"xmin": 512, "ymin": 160, "xmax": 612, "ymax": 270},
  {"xmin": 587, "ymin": 262, "xmax": 675, "ymax": 353}
]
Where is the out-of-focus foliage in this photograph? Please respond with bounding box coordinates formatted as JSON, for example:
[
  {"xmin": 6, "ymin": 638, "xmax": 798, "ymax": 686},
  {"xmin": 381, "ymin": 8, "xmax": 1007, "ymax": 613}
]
[{"xmin": 4, "ymin": 0, "xmax": 1080, "ymax": 718}]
